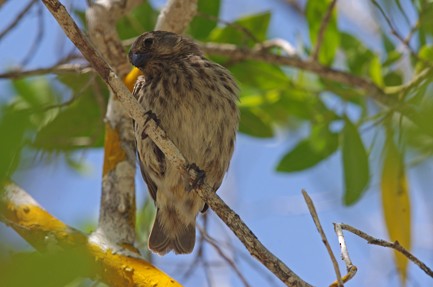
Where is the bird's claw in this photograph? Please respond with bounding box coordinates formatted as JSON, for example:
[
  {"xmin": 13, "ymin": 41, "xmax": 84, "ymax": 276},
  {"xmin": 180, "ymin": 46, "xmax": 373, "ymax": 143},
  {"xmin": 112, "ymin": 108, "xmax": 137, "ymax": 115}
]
[
  {"xmin": 141, "ymin": 110, "xmax": 160, "ymax": 139},
  {"xmin": 187, "ymin": 163, "xmax": 206, "ymax": 190}
]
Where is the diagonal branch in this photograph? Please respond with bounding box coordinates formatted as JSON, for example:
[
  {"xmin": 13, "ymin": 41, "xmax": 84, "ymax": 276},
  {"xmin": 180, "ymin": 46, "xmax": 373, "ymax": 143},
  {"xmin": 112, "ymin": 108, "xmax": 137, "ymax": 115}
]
[
  {"xmin": 41, "ymin": 0, "xmax": 311, "ymax": 286},
  {"xmin": 0, "ymin": 0, "xmax": 37, "ymax": 41},
  {"xmin": 311, "ymin": 0, "xmax": 338, "ymax": 61},
  {"xmin": 302, "ymin": 191, "xmax": 344, "ymax": 286}
]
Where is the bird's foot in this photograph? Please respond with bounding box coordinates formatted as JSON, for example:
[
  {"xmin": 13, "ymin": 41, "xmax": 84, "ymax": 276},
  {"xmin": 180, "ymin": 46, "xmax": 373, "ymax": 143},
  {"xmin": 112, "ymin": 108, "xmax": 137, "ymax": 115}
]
[
  {"xmin": 141, "ymin": 110, "xmax": 160, "ymax": 139},
  {"xmin": 187, "ymin": 163, "xmax": 206, "ymax": 190}
]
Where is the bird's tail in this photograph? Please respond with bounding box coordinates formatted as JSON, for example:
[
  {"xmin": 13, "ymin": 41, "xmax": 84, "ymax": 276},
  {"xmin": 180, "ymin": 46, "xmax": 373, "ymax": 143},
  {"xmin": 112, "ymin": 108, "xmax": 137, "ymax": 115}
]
[{"xmin": 148, "ymin": 208, "xmax": 196, "ymax": 255}]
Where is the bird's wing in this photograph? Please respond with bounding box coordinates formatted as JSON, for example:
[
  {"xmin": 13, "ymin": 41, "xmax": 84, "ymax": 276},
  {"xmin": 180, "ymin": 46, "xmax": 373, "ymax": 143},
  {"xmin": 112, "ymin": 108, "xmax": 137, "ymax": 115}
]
[{"xmin": 139, "ymin": 158, "xmax": 157, "ymax": 201}]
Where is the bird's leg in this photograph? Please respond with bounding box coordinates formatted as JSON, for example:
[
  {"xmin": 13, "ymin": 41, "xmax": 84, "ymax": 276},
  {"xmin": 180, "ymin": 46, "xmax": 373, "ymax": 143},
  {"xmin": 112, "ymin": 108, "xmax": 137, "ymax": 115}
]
[
  {"xmin": 141, "ymin": 110, "xmax": 160, "ymax": 139},
  {"xmin": 186, "ymin": 163, "xmax": 206, "ymax": 190}
]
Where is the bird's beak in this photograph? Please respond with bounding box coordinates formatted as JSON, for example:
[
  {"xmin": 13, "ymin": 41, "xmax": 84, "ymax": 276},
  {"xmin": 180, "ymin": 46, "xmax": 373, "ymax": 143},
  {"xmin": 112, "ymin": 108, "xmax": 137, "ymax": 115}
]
[{"xmin": 130, "ymin": 53, "xmax": 150, "ymax": 68}]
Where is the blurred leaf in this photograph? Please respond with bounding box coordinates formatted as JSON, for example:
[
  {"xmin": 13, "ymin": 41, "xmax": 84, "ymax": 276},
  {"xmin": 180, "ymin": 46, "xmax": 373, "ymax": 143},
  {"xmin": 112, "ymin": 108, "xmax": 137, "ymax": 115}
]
[
  {"xmin": 418, "ymin": 2, "xmax": 433, "ymax": 46},
  {"xmin": 382, "ymin": 50, "xmax": 402, "ymax": 67},
  {"xmin": 369, "ymin": 55, "xmax": 384, "ymax": 87},
  {"xmin": 0, "ymin": 248, "xmax": 96, "ymax": 287},
  {"xmin": 382, "ymin": 32, "xmax": 396, "ymax": 53},
  {"xmin": 306, "ymin": 0, "xmax": 340, "ymax": 64},
  {"xmin": 383, "ymin": 71, "xmax": 403, "ymax": 87},
  {"xmin": 33, "ymin": 74, "xmax": 106, "ymax": 150},
  {"xmin": 277, "ymin": 124, "xmax": 338, "ymax": 172},
  {"xmin": 231, "ymin": 60, "xmax": 290, "ymax": 90},
  {"xmin": 341, "ymin": 117, "xmax": 369, "ymax": 205},
  {"xmin": 209, "ymin": 11, "xmax": 271, "ymax": 46},
  {"xmin": 117, "ymin": 2, "xmax": 158, "ymax": 40},
  {"xmin": 239, "ymin": 108, "xmax": 273, "ymax": 138},
  {"xmin": 416, "ymin": 44, "xmax": 433, "ymax": 73},
  {"xmin": 11, "ymin": 78, "xmax": 59, "ymax": 127},
  {"xmin": 340, "ymin": 33, "xmax": 380, "ymax": 78},
  {"xmin": 0, "ymin": 107, "xmax": 33, "ymax": 183},
  {"xmin": 0, "ymin": 78, "xmax": 60, "ymax": 182},
  {"xmin": 188, "ymin": 0, "xmax": 220, "ymax": 40},
  {"xmin": 381, "ymin": 132, "xmax": 411, "ymax": 283}
]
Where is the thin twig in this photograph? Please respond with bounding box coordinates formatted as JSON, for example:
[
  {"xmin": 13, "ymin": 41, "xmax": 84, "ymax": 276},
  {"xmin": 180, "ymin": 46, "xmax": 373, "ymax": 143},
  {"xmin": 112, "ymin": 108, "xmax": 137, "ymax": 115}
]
[
  {"xmin": 338, "ymin": 223, "xmax": 433, "ymax": 278},
  {"xmin": 41, "ymin": 1, "xmax": 311, "ymax": 286},
  {"xmin": 302, "ymin": 190, "xmax": 343, "ymax": 286},
  {"xmin": 371, "ymin": 0, "xmax": 431, "ymax": 69},
  {"xmin": 331, "ymin": 224, "xmax": 358, "ymax": 287},
  {"xmin": 21, "ymin": 2, "xmax": 45, "ymax": 66},
  {"xmin": 312, "ymin": 0, "xmax": 338, "ymax": 61},
  {"xmin": 0, "ymin": 0, "xmax": 37, "ymax": 41},
  {"xmin": 199, "ymin": 225, "xmax": 252, "ymax": 287},
  {"xmin": 259, "ymin": 38, "xmax": 297, "ymax": 56},
  {"xmin": 0, "ymin": 64, "xmax": 92, "ymax": 79}
]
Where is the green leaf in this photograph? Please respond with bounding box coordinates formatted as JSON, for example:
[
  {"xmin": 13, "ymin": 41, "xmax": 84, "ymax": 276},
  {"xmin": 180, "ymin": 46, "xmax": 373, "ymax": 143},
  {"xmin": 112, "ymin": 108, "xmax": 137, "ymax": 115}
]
[
  {"xmin": 230, "ymin": 60, "xmax": 290, "ymax": 90},
  {"xmin": 416, "ymin": 45, "xmax": 433, "ymax": 72},
  {"xmin": 188, "ymin": 0, "xmax": 220, "ymax": 40},
  {"xmin": 340, "ymin": 33, "xmax": 378, "ymax": 77},
  {"xmin": 277, "ymin": 124, "xmax": 338, "ymax": 172},
  {"xmin": 33, "ymin": 74, "xmax": 106, "ymax": 150},
  {"xmin": 383, "ymin": 71, "xmax": 403, "ymax": 87},
  {"xmin": 341, "ymin": 117, "xmax": 370, "ymax": 205},
  {"xmin": 11, "ymin": 78, "xmax": 59, "ymax": 127},
  {"xmin": 117, "ymin": 2, "xmax": 158, "ymax": 40},
  {"xmin": 306, "ymin": 0, "xmax": 340, "ymax": 64},
  {"xmin": 209, "ymin": 11, "xmax": 271, "ymax": 46},
  {"xmin": 0, "ymin": 106, "xmax": 33, "ymax": 182},
  {"xmin": 239, "ymin": 108, "xmax": 273, "ymax": 138},
  {"xmin": 369, "ymin": 55, "xmax": 384, "ymax": 87},
  {"xmin": 0, "ymin": 249, "xmax": 96, "ymax": 287}
]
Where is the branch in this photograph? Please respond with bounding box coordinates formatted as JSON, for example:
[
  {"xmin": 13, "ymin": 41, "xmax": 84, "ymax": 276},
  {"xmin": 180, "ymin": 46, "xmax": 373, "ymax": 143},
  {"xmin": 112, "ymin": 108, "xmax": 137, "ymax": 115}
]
[
  {"xmin": 86, "ymin": 0, "xmax": 141, "ymax": 245},
  {"xmin": 336, "ymin": 223, "xmax": 433, "ymax": 278},
  {"xmin": 0, "ymin": 63, "xmax": 92, "ymax": 79},
  {"xmin": 41, "ymin": 1, "xmax": 312, "ymax": 286},
  {"xmin": 302, "ymin": 191, "xmax": 344, "ymax": 286},
  {"xmin": 0, "ymin": 0, "xmax": 37, "ymax": 41},
  {"xmin": 331, "ymin": 224, "xmax": 357, "ymax": 287},
  {"xmin": 199, "ymin": 42, "xmax": 393, "ymax": 106},
  {"xmin": 0, "ymin": 182, "xmax": 181, "ymax": 286},
  {"xmin": 155, "ymin": 0, "xmax": 198, "ymax": 33},
  {"xmin": 311, "ymin": 0, "xmax": 338, "ymax": 61}
]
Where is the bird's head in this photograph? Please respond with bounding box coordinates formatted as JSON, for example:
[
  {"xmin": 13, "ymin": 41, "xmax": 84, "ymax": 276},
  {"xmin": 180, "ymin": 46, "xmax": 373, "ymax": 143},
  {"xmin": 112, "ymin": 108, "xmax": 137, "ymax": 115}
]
[{"xmin": 128, "ymin": 31, "xmax": 203, "ymax": 69}]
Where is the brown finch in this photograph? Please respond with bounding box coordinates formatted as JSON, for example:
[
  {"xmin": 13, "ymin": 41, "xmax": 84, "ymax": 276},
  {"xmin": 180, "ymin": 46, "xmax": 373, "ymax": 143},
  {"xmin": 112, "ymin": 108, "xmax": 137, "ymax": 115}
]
[{"xmin": 129, "ymin": 31, "xmax": 239, "ymax": 255}]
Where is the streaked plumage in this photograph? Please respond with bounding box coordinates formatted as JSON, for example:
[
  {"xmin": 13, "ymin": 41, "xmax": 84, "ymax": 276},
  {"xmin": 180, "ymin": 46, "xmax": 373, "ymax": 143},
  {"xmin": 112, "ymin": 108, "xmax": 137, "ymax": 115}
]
[{"xmin": 129, "ymin": 31, "xmax": 239, "ymax": 255}]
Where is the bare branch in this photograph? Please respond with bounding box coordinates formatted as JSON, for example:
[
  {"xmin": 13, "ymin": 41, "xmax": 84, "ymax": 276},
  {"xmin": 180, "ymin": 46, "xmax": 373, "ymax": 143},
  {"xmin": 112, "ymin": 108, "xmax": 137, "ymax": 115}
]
[
  {"xmin": 260, "ymin": 38, "xmax": 297, "ymax": 56},
  {"xmin": 155, "ymin": 0, "xmax": 198, "ymax": 33},
  {"xmin": 338, "ymin": 223, "xmax": 433, "ymax": 278},
  {"xmin": 86, "ymin": 0, "xmax": 140, "ymax": 245},
  {"xmin": 21, "ymin": 2, "xmax": 45, "ymax": 66},
  {"xmin": 198, "ymin": 225, "xmax": 252, "ymax": 287},
  {"xmin": 302, "ymin": 191, "xmax": 343, "ymax": 286},
  {"xmin": 311, "ymin": 0, "xmax": 338, "ymax": 61},
  {"xmin": 0, "ymin": 0, "xmax": 37, "ymax": 41},
  {"xmin": 41, "ymin": 1, "xmax": 312, "ymax": 286},
  {"xmin": 0, "ymin": 63, "xmax": 92, "ymax": 79},
  {"xmin": 331, "ymin": 224, "xmax": 357, "ymax": 287}
]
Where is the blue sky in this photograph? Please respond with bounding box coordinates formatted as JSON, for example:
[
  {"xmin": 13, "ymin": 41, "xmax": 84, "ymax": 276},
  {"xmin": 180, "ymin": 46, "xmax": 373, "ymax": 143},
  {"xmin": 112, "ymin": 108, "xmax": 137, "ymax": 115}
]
[{"xmin": 1, "ymin": 1, "xmax": 433, "ymax": 286}]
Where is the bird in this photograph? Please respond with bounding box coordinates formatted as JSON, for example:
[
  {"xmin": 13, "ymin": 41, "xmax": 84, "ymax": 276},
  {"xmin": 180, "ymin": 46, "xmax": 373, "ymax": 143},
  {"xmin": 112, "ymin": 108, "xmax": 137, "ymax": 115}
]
[{"xmin": 128, "ymin": 31, "xmax": 239, "ymax": 255}]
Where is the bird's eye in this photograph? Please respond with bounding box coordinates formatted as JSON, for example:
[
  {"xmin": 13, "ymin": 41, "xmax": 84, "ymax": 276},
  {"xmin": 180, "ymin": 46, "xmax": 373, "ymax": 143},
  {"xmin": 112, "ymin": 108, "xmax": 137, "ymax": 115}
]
[{"xmin": 144, "ymin": 38, "xmax": 154, "ymax": 48}]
